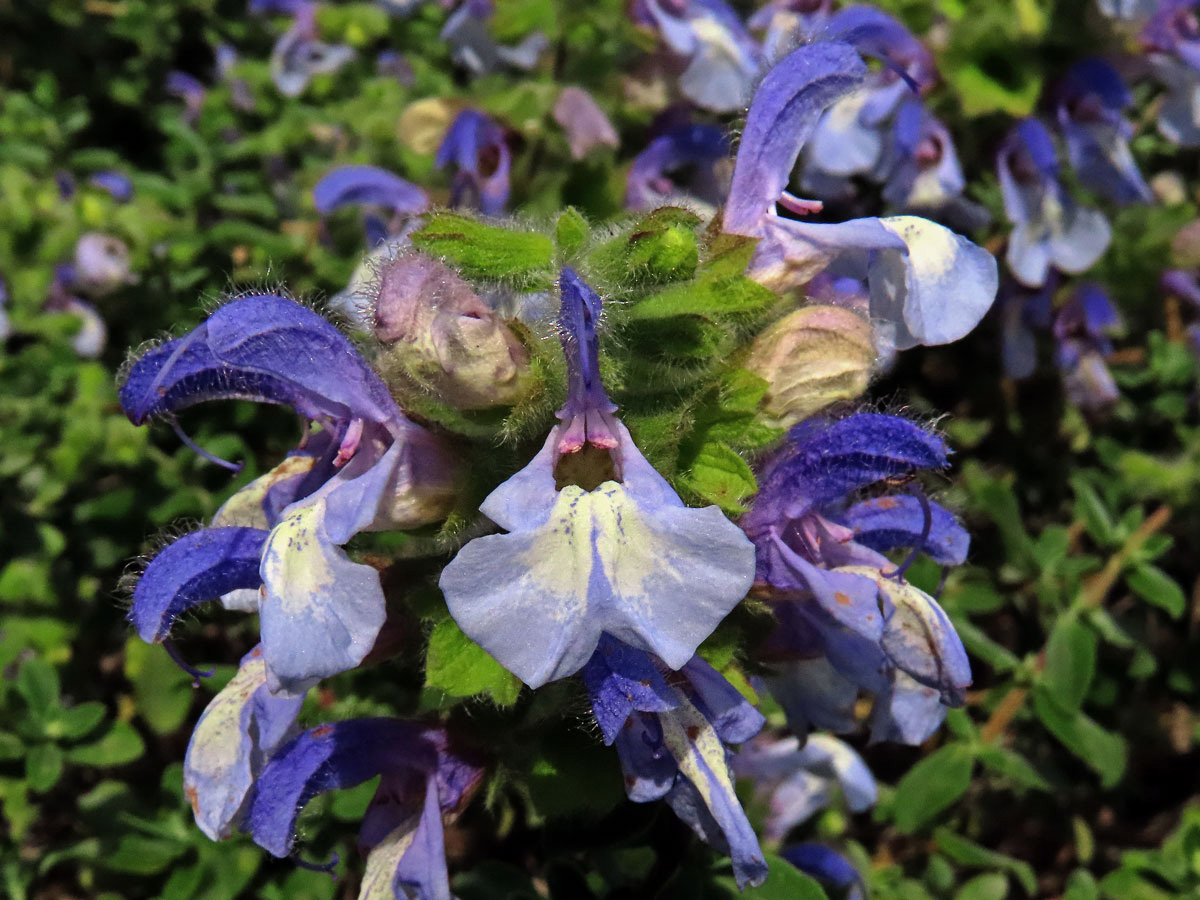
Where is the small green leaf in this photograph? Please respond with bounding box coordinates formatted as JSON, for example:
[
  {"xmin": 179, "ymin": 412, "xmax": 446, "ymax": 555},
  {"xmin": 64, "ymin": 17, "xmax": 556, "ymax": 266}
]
[
  {"xmin": 25, "ymin": 743, "xmax": 64, "ymax": 793},
  {"xmin": 125, "ymin": 637, "xmax": 195, "ymax": 734},
  {"xmin": 16, "ymin": 658, "xmax": 60, "ymax": 714},
  {"xmin": 626, "ymin": 223, "xmax": 699, "ymax": 281},
  {"xmin": 0, "ymin": 732, "xmax": 24, "ymax": 761},
  {"xmin": 1064, "ymin": 869, "xmax": 1099, "ymax": 900},
  {"xmin": 955, "ymin": 873, "xmax": 1008, "ymax": 900},
  {"xmin": 734, "ymin": 853, "xmax": 830, "ymax": 900},
  {"xmin": 680, "ymin": 441, "xmax": 757, "ymax": 514},
  {"xmin": 1041, "ymin": 618, "xmax": 1097, "ymax": 711},
  {"xmin": 1033, "ymin": 687, "xmax": 1127, "ymax": 788},
  {"xmin": 412, "ymin": 213, "xmax": 555, "ymax": 285},
  {"xmin": 976, "ymin": 745, "xmax": 1050, "ymax": 791},
  {"xmin": 45, "ymin": 702, "xmax": 107, "ymax": 741},
  {"xmin": 1126, "ymin": 564, "xmax": 1187, "ymax": 618},
  {"xmin": 893, "ymin": 743, "xmax": 975, "ymax": 834},
  {"xmin": 67, "ymin": 720, "xmax": 146, "ymax": 767},
  {"xmin": 935, "ymin": 827, "xmax": 1038, "ymax": 894},
  {"xmin": 424, "ymin": 619, "xmax": 523, "ymax": 706}
]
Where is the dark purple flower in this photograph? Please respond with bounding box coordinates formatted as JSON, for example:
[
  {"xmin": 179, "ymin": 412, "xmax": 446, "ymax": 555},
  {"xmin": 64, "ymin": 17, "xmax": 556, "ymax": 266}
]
[
  {"xmin": 435, "ymin": 109, "xmax": 510, "ymax": 215},
  {"xmin": 313, "ymin": 165, "xmax": 429, "ymax": 240},
  {"xmin": 741, "ymin": 413, "xmax": 972, "ymax": 744},
  {"xmin": 246, "ymin": 718, "xmax": 482, "ymax": 896},
  {"xmin": 166, "ymin": 71, "xmax": 207, "ymax": 123},
  {"xmin": 625, "ymin": 122, "xmax": 730, "ymax": 211},
  {"xmin": 582, "ymin": 636, "xmax": 768, "ymax": 888},
  {"xmin": 88, "ymin": 171, "xmax": 134, "ymax": 203},
  {"xmin": 1054, "ymin": 283, "xmax": 1122, "ymax": 410},
  {"xmin": 782, "ymin": 844, "xmax": 866, "ymax": 900}
]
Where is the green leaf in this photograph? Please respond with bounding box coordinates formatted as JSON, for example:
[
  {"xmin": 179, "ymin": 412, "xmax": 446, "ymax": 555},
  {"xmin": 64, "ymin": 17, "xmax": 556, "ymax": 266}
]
[
  {"xmin": 935, "ymin": 827, "xmax": 1038, "ymax": 894},
  {"xmin": 125, "ymin": 637, "xmax": 195, "ymax": 734},
  {"xmin": 955, "ymin": 873, "xmax": 1008, "ymax": 900},
  {"xmin": 25, "ymin": 743, "xmax": 64, "ymax": 793},
  {"xmin": 67, "ymin": 720, "xmax": 146, "ymax": 767},
  {"xmin": 411, "ymin": 213, "xmax": 555, "ymax": 285},
  {"xmin": 44, "ymin": 702, "xmax": 107, "ymax": 741},
  {"xmin": 680, "ymin": 441, "xmax": 757, "ymax": 515},
  {"xmin": 424, "ymin": 619, "xmax": 523, "ymax": 706},
  {"xmin": 626, "ymin": 223, "xmax": 699, "ymax": 282},
  {"xmin": 1033, "ymin": 687, "xmax": 1127, "ymax": 788},
  {"xmin": 734, "ymin": 853, "xmax": 830, "ymax": 899},
  {"xmin": 16, "ymin": 658, "xmax": 60, "ymax": 714},
  {"xmin": 976, "ymin": 745, "xmax": 1051, "ymax": 792},
  {"xmin": 1040, "ymin": 618, "xmax": 1097, "ymax": 710},
  {"xmin": 1126, "ymin": 565, "xmax": 1187, "ymax": 618},
  {"xmin": 98, "ymin": 834, "xmax": 189, "ymax": 876},
  {"xmin": 892, "ymin": 743, "xmax": 975, "ymax": 834},
  {"xmin": 0, "ymin": 732, "xmax": 24, "ymax": 761},
  {"xmin": 1064, "ymin": 870, "xmax": 1099, "ymax": 900}
]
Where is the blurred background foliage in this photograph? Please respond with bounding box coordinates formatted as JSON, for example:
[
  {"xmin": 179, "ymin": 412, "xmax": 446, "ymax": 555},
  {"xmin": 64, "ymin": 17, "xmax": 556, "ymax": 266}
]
[{"xmin": 2, "ymin": 0, "xmax": 1200, "ymax": 898}]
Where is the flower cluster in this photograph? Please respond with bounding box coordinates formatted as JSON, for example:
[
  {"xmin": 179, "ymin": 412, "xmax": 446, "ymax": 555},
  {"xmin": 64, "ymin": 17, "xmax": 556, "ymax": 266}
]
[{"xmin": 120, "ymin": 34, "xmax": 995, "ymax": 897}]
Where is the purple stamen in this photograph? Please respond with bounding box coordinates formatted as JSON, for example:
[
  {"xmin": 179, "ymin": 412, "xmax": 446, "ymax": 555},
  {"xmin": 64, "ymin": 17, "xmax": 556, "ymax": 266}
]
[
  {"xmin": 169, "ymin": 418, "xmax": 244, "ymax": 473},
  {"xmin": 883, "ymin": 490, "xmax": 933, "ymax": 581},
  {"xmin": 162, "ymin": 638, "xmax": 215, "ymax": 684}
]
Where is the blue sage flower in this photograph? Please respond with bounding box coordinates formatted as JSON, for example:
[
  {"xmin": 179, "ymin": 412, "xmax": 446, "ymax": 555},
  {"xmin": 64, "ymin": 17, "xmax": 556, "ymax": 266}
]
[
  {"xmin": 782, "ymin": 844, "xmax": 866, "ymax": 900},
  {"xmin": 1142, "ymin": 1, "xmax": 1200, "ymax": 145},
  {"xmin": 997, "ymin": 118, "xmax": 1111, "ymax": 289},
  {"xmin": 722, "ymin": 41, "xmax": 998, "ymax": 350},
  {"xmin": 625, "ymin": 121, "xmax": 730, "ymax": 212},
  {"xmin": 582, "ymin": 635, "xmax": 768, "ymax": 888},
  {"xmin": 247, "ymin": 718, "xmax": 483, "ymax": 897},
  {"xmin": 436, "ymin": 110, "xmax": 511, "ymax": 215},
  {"xmin": 265, "ymin": 2, "xmax": 355, "ymax": 98},
  {"xmin": 740, "ymin": 413, "xmax": 972, "ymax": 744},
  {"xmin": 166, "ymin": 71, "xmax": 207, "ymax": 124},
  {"xmin": 633, "ymin": 0, "xmax": 762, "ymax": 112},
  {"xmin": 439, "ymin": 269, "xmax": 756, "ymax": 688},
  {"xmin": 313, "ymin": 165, "xmax": 430, "ymax": 246},
  {"xmin": 998, "ymin": 275, "xmax": 1056, "ymax": 381},
  {"xmin": 87, "ymin": 171, "xmax": 134, "ymax": 203},
  {"xmin": 732, "ymin": 733, "xmax": 876, "ymax": 843},
  {"xmin": 801, "ymin": 6, "xmax": 936, "ymax": 191},
  {"xmin": 440, "ymin": 0, "xmax": 548, "ymax": 75},
  {"xmin": 122, "ymin": 294, "xmax": 459, "ymax": 693},
  {"xmin": 1054, "ymin": 283, "xmax": 1122, "ymax": 411},
  {"xmin": 553, "ymin": 86, "xmax": 620, "ymax": 160},
  {"xmin": 1053, "ymin": 60, "xmax": 1152, "ymax": 205},
  {"xmin": 749, "ymin": 0, "xmax": 834, "ymax": 64}
]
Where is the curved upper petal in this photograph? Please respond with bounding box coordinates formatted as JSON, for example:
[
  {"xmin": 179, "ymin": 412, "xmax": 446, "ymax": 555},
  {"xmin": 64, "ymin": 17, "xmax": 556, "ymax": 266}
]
[
  {"xmin": 248, "ymin": 718, "xmax": 436, "ymax": 857},
  {"xmin": 725, "ymin": 42, "xmax": 868, "ymax": 234},
  {"xmin": 313, "ymin": 165, "xmax": 429, "ymax": 216},
  {"xmin": 130, "ymin": 527, "xmax": 267, "ymax": 642},
  {"xmin": 119, "ymin": 294, "xmax": 402, "ymax": 429}
]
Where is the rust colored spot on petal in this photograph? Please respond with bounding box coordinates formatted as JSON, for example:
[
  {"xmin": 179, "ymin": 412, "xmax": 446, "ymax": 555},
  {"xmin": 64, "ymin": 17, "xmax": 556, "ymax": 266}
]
[
  {"xmin": 311, "ymin": 724, "xmax": 335, "ymax": 738},
  {"xmin": 835, "ymin": 591, "xmax": 852, "ymax": 606}
]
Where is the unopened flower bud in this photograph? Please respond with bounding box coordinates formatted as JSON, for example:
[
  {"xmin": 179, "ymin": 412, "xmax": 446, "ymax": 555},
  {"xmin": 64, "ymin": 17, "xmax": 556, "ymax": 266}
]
[
  {"xmin": 744, "ymin": 305, "xmax": 875, "ymax": 427},
  {"xmin": 373, "ymin": 253, "xmax": 533, "ymax": 409}
]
